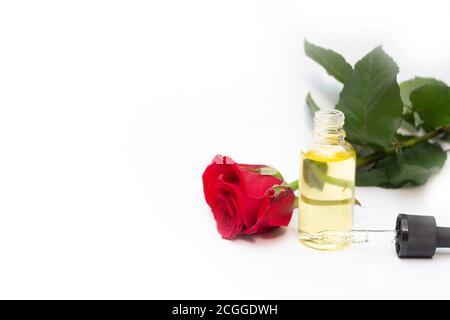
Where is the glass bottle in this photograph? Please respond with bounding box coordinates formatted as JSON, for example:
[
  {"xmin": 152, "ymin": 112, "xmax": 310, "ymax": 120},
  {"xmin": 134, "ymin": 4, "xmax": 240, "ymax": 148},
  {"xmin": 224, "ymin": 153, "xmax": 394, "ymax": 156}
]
[{"xmin": 298, "ymin": 109, "xmax": 356, "ymax": 250}]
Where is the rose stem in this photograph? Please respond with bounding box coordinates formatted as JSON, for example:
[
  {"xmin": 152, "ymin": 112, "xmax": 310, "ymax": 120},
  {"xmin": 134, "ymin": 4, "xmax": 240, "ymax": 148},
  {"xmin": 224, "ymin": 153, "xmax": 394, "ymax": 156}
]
[
  {"xmin": 356, "ymin": 123, "xmax": 450, "ymax": 167},
  {"xmin": 288, "ymin": 180, "xmax": 299, "ymax": 191}
]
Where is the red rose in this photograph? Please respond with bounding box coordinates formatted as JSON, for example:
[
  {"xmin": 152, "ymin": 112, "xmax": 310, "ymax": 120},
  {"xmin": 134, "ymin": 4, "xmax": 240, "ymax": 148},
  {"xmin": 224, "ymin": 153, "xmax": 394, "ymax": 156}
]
[{"xmin": 202, "ymin": 155, "xmax": 295, "ymax": 239}]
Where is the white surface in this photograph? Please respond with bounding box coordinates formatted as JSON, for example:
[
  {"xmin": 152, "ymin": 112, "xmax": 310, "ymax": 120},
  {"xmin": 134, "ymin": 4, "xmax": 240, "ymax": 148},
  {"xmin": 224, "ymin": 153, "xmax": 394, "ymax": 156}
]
[{"xmin": 1, "ymin": 0, "xmax": 450, "ymax": 299}]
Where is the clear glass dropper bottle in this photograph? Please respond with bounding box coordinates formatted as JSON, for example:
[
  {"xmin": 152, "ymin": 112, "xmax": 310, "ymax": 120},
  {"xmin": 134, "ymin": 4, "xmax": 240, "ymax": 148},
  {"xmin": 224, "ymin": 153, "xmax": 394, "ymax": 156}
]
[{"xmin": 298, "ymin": 109, "xmax": 356, "ymax": 250}]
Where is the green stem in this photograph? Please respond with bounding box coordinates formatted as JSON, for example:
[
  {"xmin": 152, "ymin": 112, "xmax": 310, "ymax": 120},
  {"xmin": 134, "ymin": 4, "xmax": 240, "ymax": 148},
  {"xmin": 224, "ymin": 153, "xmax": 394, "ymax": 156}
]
[
  {"xmin": 294, "ymin": 196, "xmax": 298, "ymax": 208},
  {"xmin": 286, "ymin": 162, "xmax": 354, "ymax": 193},
  {"xmin": 309, "ymin": 162, "xmax": 354, "ymax": 189},
  {"xmin": 356, "ymin": 123, "xmax": 450, "ymax": 168},
  {"xmin": 288, "ymin": 180, "xmax": 299, "ymax": 191}
]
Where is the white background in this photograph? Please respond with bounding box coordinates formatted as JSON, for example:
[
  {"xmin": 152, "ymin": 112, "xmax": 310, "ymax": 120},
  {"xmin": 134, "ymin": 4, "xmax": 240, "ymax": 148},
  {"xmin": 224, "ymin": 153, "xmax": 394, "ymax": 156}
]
[{"xmin": 1, "ymin": 0, "xmax": 450, "ymax": 299}]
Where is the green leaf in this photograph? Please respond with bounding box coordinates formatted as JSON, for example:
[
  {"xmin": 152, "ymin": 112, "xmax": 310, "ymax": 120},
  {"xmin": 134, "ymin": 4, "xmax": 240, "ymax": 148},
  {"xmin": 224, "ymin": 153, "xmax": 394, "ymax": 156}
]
[
  {"xmin": 399, "ymin": 77, "xmax": 446, "ymax": 128},
  {"xmin": 411, "ymin": 83, "xmax": 450, "ymax": 131},
  {"xmin": 356, "ymin": 141, "xmax": 447, "ymax": 188},
  {"xmin": 304, "ymin": 40, "xmax": 353, "ymax": 84},
  {"xmin": 353, "ymin": 144, "xmax": 377, "ymax": 164},
  {"xmin": 336, "ymin": 46, "xmax": 403, "ymax": 150},
  {"xmin": 303, "ymin": 159, "xmax": 326, "ymax": 190},
  {"xmin": 400, "ymin": 77, "xmax": 446, "ymax": 108},
  {"xmin": 306, "ymin": 92, "xmax": 320, "ymax": 118},
  {"xmin": 401, "ymin": 112, "xmax": 418, "ymax": 131}
]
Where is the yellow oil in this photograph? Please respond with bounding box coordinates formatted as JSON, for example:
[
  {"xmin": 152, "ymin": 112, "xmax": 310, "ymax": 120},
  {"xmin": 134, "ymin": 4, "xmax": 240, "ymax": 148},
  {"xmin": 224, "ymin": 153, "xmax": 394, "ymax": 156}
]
[{"xmin": 298, "ymin": 147, "xmax": 356, "ymax": 250}]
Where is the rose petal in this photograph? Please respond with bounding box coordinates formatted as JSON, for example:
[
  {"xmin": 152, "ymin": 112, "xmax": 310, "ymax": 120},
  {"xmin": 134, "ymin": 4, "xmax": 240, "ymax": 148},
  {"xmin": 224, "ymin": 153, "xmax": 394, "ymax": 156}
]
[
  {"xmin": 237, "ymin": 164, "xmax": 283, "ymax": 199},
  {"xmin": 211, "ymin": 193, "xmax": 243, "ymax": 239},
  {"xmin": 218, "ymin": 175, "xmax": 264, "ymax": 229},
  {"xmin": 202, "ymin": 156, "xmax": 238, "ymax": 207},
  {"xmin": 245, "ymin": 186, "xmax": 295, "ymax": 235}
]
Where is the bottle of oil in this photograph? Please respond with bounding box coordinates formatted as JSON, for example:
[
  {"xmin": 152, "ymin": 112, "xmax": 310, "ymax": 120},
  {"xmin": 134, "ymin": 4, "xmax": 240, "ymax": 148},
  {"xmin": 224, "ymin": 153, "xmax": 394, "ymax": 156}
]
[{"xmin": 298, "ymin": 109, "xmax": 356, "ymax": 250}]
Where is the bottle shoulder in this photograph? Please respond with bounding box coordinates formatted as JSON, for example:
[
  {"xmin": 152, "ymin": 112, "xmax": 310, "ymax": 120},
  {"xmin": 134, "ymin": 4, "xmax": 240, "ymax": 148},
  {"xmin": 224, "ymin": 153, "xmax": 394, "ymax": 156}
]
[
  {"xmin": 302, "ymin": 141, "xmax": 356, "ymax": 162},
  {"xmin": 343, "ymin": 141, "xmax": 356, "ymax": 153}
]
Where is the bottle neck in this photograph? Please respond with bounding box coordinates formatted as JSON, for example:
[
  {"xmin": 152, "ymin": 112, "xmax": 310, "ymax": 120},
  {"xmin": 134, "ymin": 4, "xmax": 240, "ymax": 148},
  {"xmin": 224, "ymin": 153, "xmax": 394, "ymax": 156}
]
[
  {"xmin": 313, "ymin": 127, "xmax": 346, "ymax": 145},
  {"xmin": 312, "ymin": 109, "xmax": 346, "ymax": 145}
]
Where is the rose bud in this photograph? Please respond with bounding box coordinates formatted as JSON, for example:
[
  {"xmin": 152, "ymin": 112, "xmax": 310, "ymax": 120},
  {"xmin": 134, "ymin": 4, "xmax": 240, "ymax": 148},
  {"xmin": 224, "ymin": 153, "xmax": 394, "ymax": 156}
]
[{"xmin": 202, "ymin": 155, "xmax": 296, "ymax": 239}]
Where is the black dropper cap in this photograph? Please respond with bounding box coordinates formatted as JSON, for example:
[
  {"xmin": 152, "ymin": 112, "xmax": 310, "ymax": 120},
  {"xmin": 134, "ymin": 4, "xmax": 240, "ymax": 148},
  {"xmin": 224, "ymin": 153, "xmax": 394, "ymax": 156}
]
[{"xmin": 395, "ymin": 214, "xmax": 450, "ymax": 258}]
